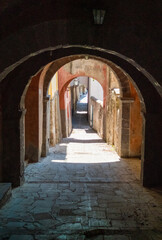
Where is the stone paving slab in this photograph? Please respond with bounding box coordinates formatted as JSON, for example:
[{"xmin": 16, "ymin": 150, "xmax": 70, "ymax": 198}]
[
  {"xmin": 0, "ymin": 181, "xmax": 161, "ymax": 238},
  {"xmin": 0, "ymin": 98, "xmax": 162, "ymax": 239}
]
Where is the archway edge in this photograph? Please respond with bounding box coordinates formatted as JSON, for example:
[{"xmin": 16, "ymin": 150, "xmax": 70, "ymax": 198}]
[
  {"xmin": 0, "ymin": 45, "xmax": 161, "ymax": 99},
  {"xmin": 59, "ymin": 74, "xmax": 104, "ymax": 109},
  {"xmin": 1, "ymin": 45, "xmax": 162, "ymax": 116},
  {"xmin": 43, "ymin": 57, "xmax": 125, "ymax": 99},
  {"xmin": 59, "ymin": 73, "xmax": 104, "ymax": 95}
]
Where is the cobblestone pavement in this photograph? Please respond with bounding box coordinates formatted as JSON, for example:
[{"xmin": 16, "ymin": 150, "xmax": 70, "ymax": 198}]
[{"xmin": 0, "ymin": 95, "xmax": 162, "ymax": 239}]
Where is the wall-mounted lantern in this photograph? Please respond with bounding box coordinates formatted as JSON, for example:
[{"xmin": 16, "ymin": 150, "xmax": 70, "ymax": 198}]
[
  {"xmin": 93, "ymin": 9, "xmax": 106, "ymax": 25},
  {"xmin": 74, "ymin": 79, "xmax": 79, "ymax": 86}
]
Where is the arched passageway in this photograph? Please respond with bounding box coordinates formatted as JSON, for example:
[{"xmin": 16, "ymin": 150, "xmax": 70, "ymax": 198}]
[
  {"xmin": 0, "ymin": 47, "xmax": 161, "ymax": 188},
  {"xmin": 0, "ymin": 2, "xmax": 161, "ymax": 237},
  {"xmin": 21, "ymin": 57, "xmax": 143, "ymax": 187},
  {"xmin": 0, "ymin": 68, "xmax": 161, "ymax": 238}
]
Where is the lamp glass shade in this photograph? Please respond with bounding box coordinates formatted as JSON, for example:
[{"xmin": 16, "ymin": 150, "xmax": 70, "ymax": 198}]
[{"xmin": 93, "ymin": 9, "xmax": 106, "ymax": 24}]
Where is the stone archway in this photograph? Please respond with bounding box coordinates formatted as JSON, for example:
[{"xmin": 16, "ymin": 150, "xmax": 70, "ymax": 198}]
[
  {"xmin": 0, "ymin": 46, "xmax": 161, "ymax": 187},
  {"xmin": 20, "ymin": 55, "xmax": 142, "ymax": 166},
  {"xmin": 42, "ymin": 57, "xmax": 142, "ymax": 159},
  {"xmin": 21, "ymin": 56, "xmax": 143, "ymax": 185}
]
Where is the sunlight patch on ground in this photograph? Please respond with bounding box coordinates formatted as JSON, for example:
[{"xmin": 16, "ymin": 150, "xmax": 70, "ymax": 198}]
[
  {"xmin": 76, "ymin": 110, "xmax": 87, "ymax": 114},
  {"xmin": 51, "ymin": 156, "xmax": 120, "ymax": 164}
]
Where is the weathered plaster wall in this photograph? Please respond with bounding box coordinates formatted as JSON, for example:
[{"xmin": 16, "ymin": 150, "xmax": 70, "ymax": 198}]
[
  {"xmin": 105, "ymin": 69, "xmax": 142, "ymax": 157},
  {"xmin": 59, "ymin": 87, "xmax": 72, "ymax": 138},
  {"xmin": 25, "ymin": 72, "xmax": 42, "ymax": 163},
  {"xmin": 25, "ymin": 65, "xmax": 62, "ymax": 163},
  {"xmin": 129, "ymin": 82, "xmax": 143, "ymax": 157},
  {"xmin": 59, "ymin": 59, "xmax": 108, "ymax": 107},
  {"xmin": 54, "ymin": 92, "xmax": 62, "ymax": 143},
  {"xmin": 48, "ymin": 72, "xmax": 62, "ymax": 146},
  {"xmin": 71, "ymin": 59, "xmax": 108, "ymax": 107},
  {"xmin": 38, "ymin": 75, "xmax": 43, "ymax": 157},
  {"xmin": 70, "ymin": 85, "xmax": 80, "ymax": 114},
  {"xmin": 106, "ymin": 91, "xmax": 120, "ymax": 152},
  {"xmin": 49, "ymin": 82, "xmax": 56, "ymax": 146},
  {"xmin": 40, "ymin": 63, "xmax": 53, "ymax": 157},
  {"xmin": 58, "ymin": 68, "xmax": 73, "ymax": 137},
  {"xmin": 65, "ymin": 87, "xmax": 72, "ymax": 136},
  {"xmin": 105, "ymin": 70, "xmax": 120, "ymax": 152}
]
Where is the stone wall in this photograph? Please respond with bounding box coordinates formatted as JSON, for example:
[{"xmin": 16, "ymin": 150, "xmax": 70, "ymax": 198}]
[
  {"xmin": 105, "ymin": 70, "xmax": 143, "ymax": 157},
  {"xmin": 106, "ymin": 91, "xmax": 120, "ymax": 153},
  {"xmin": 105, "ymin": 70, "xmax": 120, "ymax": 153}
]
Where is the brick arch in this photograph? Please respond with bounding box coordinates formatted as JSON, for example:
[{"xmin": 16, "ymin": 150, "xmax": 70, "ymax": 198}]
[
  {"xmin": 42, "ymin": 57, "xmax": 132, "ymax": 100},
  {"xmin": 58, "ymin": 70, "xmax": 105, "ymax": 95},
  {"xmin": 59, "ymin": 74, "xmax": 104, "ymax": 111}
]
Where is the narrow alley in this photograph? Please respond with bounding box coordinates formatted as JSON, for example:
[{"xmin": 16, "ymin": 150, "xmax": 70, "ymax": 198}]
[{"xmin": 0, "ymin": 95, "xmax": 162, "ymax": 240}]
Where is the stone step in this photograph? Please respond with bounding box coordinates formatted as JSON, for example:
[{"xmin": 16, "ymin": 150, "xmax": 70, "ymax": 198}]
[
  {"xmin": 7, "ymin": 232, "xmax": 162, "ymax": 240},
  {"xmin": 0, "ymin": 183, "xmax": 12, "ymax": 208}
]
